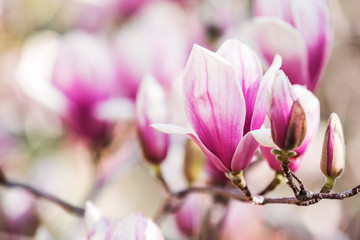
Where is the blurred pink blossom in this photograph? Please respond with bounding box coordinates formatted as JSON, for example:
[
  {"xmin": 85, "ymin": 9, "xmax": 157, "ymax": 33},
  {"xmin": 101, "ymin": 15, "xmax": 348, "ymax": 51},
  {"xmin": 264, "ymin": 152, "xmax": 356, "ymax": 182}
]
[
  {"xmin": 85, "ymin": 202, "xmax": 164, "ymax": 240},
  {"xmin": 17, "ymin": 31, "xmax": 119, "ymax": 147},
  {"xmin": 112, "ymin": 1, "xmax": 205, "ymax": 100},
  {"xmin": 174, "ymin": 194, "xmax": 206, "ymax": 238},
  {"xmin": 136, "ymin": 75, "xmax": 169, "ymax": 164},
  {"xmin": 51, "ymin": 31, "xmax": 117, "ymax": 146},
  {"xmin": 248, "ymin": 0, "xmax": 332, "ymax": 92}
]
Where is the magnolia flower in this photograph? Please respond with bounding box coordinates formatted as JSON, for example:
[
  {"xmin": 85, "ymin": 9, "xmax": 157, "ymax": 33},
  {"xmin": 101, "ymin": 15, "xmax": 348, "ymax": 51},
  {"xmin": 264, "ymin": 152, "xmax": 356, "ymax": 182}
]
[
  {"xmin": 113, "ymin": 1, "xmax": 205, "ymax": 100},
  {"xmin": 52, "ymin": 31, "xmax": 117, "ymax": 146},
  {"xmin": 17, "ymin": 31, "xmax": 118, "ymax": 147},
  {"xmin": 261, "ymin": 71, "xmax": 320, "ymax": 172},
  {"xmin": 320, "ymin": 113, "xmax": 345, "ymax": 178},
  {"xmin": 136, "ymin": 75, "xmax": 169, "ymax": 164},
  {"xmin": 85, "ymin": 202, "xmax": 164, "ymax": 240},
  {"xmin": 246, "ymin": 0, "xmax": 332, "ymax": 92},
  {"xmin": 153, "ymin": 39, "xmax": 281, "ymax": 173}
]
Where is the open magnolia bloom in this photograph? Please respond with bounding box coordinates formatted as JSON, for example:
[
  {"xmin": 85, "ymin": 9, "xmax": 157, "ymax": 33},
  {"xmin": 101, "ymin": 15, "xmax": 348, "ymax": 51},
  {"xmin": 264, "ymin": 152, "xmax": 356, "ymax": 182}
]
[
  {"xmin": 246, "ymin": 0, "xmax": 332, "ymax": 93},
  {"xmin": 84, "ymin": 202, "xmax": 164, "ymax": 240},
  {"xmin": 261, "ymin": 71, "xmax": 320, "ymax": 172},
  {"xmin": 152, "ymin": 39, "xmax": 281, "ymax": 173}
]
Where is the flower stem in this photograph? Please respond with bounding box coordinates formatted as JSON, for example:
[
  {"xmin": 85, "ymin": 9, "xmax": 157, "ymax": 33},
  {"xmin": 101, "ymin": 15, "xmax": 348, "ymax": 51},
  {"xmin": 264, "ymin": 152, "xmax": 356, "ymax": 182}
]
[
  {"xmin": 226, "ymin": 171, "xmax": 253, "ymax": 200},
  {"xmin": 320, "ymin": 176, "xmax": 335, "ymax": 193},
  {"xmin": 152, "ymin": 164, "xmax": 171, "ymax": 193},
  {"xmin": 278, "ymin": 151, "xmax": 299, "ymax": 195}
]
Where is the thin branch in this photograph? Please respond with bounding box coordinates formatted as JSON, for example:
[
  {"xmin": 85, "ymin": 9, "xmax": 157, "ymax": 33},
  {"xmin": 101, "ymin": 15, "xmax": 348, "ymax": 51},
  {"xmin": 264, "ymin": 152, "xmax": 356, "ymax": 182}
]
[
  {"xmin": 170, "ymin": 184, "xmax": 360, "ymax": 207},
  {"xmin": 281, "ymin": 159, "xmax": 299, "ymax": 195},
  {"xmin": 0, "ymin": 171, "xmax": 84, "ymax": 217}
]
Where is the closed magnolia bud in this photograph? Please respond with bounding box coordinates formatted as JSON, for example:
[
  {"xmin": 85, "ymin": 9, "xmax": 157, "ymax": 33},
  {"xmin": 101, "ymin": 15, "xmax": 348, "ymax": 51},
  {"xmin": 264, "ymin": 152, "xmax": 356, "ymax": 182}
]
[
  {"xmin": 270, "ymin": 71, "xmax": 307, "ymax": 151},
  {"xmin": 175, "ymin": 195, "xmax": 206, "ymax": 238},
  {"xmin": 321, "ymin": 113, "xmax": 345, "ymax": 178},
  {"xmin": 136, "ymin": 75, "xmax": 169, "ymax": 164}
]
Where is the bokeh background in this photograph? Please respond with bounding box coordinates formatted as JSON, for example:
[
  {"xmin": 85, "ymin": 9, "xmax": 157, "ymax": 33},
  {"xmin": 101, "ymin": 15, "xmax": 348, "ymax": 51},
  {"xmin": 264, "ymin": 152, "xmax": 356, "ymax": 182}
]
[{"xmin": 0, "ymin": 0, "xmax": 359, "ymax": 239}]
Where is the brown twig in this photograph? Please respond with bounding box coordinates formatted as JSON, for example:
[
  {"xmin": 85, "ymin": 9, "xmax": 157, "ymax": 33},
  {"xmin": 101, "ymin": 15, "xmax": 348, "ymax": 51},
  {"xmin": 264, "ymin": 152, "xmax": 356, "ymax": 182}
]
[
  {"xmin": 0, "ymin": 170, "xmax": 84, "ymax": 217},
  {"xmin": 281, "ymin": 159, "xmax": 300, "ymax": 195},
  {"xmin": 169, "ymin": 184, "xmax": 360, "ymax": 207}
]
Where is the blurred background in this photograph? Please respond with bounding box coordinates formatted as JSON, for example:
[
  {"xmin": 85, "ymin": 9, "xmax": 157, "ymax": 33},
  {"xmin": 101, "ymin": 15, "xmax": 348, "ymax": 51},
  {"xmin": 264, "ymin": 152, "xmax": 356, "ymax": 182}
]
[{"xmin": 0, "ymin": 0, "xmax": 359, "ymax": 239}]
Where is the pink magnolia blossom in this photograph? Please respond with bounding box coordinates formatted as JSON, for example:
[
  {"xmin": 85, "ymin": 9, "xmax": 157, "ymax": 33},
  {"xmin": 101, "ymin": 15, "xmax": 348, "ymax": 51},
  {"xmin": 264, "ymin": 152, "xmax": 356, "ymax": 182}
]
[
  {"xmin": 136, "ymin": 75, "xmax": 169, "ymax": 164},
  {"xmin": 248, "ymin": 0, "xmax": 332, "ymax": 92},
  {"xmin": 152, "ymin": 39, "xmax": 281, "ymax": 173},
  {"xmin": 17, "ymin": 31, "xmax": 117, "ymax": 147},
  {"xmin": 113, "ymin": 1, "xmax": 205, "ymax": 100},
  {"xmin": 320, "ymin": 113, "xmax": 345, "ymax": 178},
  {"xmin": 85, "ymin": 202, "xmax": 164, "ymax": 240},
  {"xmin": 51, "ymin": 31, "xmax": 117, "ymax": 146},
  {"xmin": 261, "ymin": 71, "xmax": 320, "ymax": 172}
]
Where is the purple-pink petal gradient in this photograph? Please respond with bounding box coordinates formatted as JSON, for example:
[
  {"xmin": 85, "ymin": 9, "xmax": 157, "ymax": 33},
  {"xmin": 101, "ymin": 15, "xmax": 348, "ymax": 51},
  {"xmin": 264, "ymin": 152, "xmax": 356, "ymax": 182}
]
[
  {"xmin": 175, "ymin": 195, "xmax": 204, "ymax": 238},
  {"xmin": 52, "ymin": 31, "xmax": 116, "ymax": 146},
  {"xmin": 184, "ymin": 44, "xmax": 245, "ymax": 170},
  {"xmin": 216, "ymin": 39, "xmax": 263, "ymax": 134},
  {"xmin": 269, "ymin": 71, "xmax": 297, "ymax": 149},
  {"xmin": 262, "ymin": 84, "xmax": 320, "ymax": 172},
  {"xmin": 136, "ymin": 75, "xmax": 169, "ymax": 164},
  {"xmin": 252, "ymin": 0, "xmax": 332, "ymax": 92},
  {"xmin": 113, "ymin": 2, "xmax": 205, "ymax": 100},
  {"xmin": 153, "ymin": 40, "xmax": 281, "ymax": 173}
]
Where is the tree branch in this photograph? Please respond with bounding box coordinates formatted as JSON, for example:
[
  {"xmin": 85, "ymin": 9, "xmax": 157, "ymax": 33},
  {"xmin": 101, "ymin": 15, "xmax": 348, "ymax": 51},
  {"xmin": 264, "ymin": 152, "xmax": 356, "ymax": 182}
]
[{"xmin": 0, "ymin": 170, "xmax": 84, "ymax": 217}]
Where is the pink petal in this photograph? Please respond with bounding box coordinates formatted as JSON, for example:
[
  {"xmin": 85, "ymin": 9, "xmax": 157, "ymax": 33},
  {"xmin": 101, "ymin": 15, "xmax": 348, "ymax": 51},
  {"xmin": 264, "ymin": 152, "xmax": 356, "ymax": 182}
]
[
  {"xmin": 253, "ymin": 0, "xmax": 293, "ymax": 24},
  {"xmin": 231, "ymin": 130, "xmax": 264, "ymax": 171},
  {"xmin": 270, "ymin": 71, "xmax": 296, "ymax": 149},
  {"xmin": 217, "ymin": 39, "xmax": 263, "ymax": 134},
  {"xmin": 151, "ymin": 124, "xmax": 229, "ymax": 172},
  {"xmin": 292, "ymin": 85, "xmax": 320, "ymax": 153},
  {"xmin": 251, "ymin": 54, "xmax": 282, "ymax": 131},
  {"xmin": 243, "ymin": 17, "xmax": 310, "ymax": 89},
  {"xmin": 291, "ymin": 0, "xmax": 332, "ymax": 92},
  {"xmin": 184, "ymin": 44, "xmax": 245, "ymax": 170}
]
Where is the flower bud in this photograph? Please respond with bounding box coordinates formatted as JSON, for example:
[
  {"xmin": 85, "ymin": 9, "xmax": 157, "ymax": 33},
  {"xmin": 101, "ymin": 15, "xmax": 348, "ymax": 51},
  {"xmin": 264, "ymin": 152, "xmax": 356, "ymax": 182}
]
[
  {"xmin": 136, "ymin": 75, "xmax": 169, "ymax": 164},
  {"xmin": 175, "ymin": 195, "xmax": 206, "ymax": 238},
  {"xmin": 270, "ymin": 71, "xmax": 307, "ymax": 150},
  {"xmin": 320, "ymin": 113, "xmax": 345, "ymax": 178}
]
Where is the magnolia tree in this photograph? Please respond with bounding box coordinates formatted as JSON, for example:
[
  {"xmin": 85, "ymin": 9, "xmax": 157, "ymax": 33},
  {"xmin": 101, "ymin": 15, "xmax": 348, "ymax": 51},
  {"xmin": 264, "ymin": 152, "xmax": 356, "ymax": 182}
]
[{"xmin": 0, "ymin": 0, "xmax": 359, "ymax": 239}]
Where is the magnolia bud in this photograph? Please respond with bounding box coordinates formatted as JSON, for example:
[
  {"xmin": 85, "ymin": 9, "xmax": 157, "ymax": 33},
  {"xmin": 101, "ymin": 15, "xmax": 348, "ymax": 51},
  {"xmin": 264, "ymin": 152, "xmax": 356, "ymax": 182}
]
[
  {"xmin": 320, "ymin": 113, "xmax": 345, "ymax": 178},
  {"xmin": 284, "ymin": 101, "xmax": 307, "ymax": 150},
  {"xmin": 270, "ymin": 71, "xmax": 307, "ymax": 151},
  {"xmin": 136, "ymin": 75, "xmax": 169, "ymax": 164}
]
